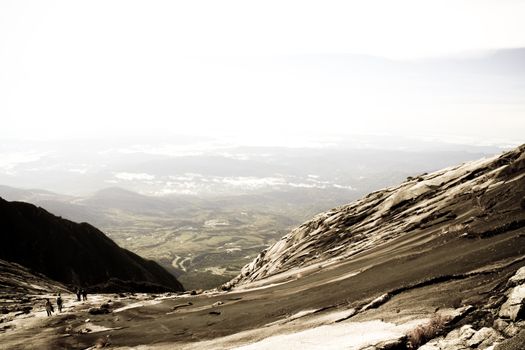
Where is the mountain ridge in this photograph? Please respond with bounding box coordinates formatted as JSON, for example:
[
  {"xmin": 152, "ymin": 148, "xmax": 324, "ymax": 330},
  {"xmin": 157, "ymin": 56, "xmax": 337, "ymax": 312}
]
[
  {"xmin": 228, "ymin": 144, "xmax": 525, "ymax": 288},
  {"xmin": 2, "ymin": 144, "xmax": 525, "ymax": 349},
  {"xmin": 0, "ymin": 197, "xmax": 184, "ymax": 292}
]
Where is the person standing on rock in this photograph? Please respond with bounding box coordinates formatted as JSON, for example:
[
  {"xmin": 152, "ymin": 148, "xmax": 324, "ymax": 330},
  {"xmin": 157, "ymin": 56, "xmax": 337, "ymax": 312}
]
[
  {"xmin": 81, "ymin": 289, "xmax": 87, "ymax": 301},
  {"xmin": 76, "ymin": 288, "xmax": 81, "ymax": 301},
  {"xmin": 45, "ymin": 298, "xmax": 54, "ymax": 317},
  {"xmin": 56, "ymin": 293, "xmax": 63, "ymax": 312}
]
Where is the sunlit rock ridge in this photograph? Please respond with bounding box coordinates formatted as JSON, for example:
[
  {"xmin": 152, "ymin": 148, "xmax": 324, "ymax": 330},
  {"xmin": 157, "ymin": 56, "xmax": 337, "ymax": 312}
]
[{"xmin": 230, "ymin": 144, "xmax": 525, "ymax": 286}]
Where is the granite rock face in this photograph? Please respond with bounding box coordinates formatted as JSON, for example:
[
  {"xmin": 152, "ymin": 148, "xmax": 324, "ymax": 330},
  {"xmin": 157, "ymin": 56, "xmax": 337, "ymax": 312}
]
[
  {"xmin": 230, "ymin": 145, "xmax": 525, "ymax": 287},
  {"xmin": 418, "ymin": 266, "xmax": 525, "ymax": 350},
  {"xmin": 499, "ymin": 285, "xmax": 525, "ymax": 321},
  {"xmin": 507, "ymin": 266, "xmax": 525, "ymax": 287},
  {"xmin": 225, "ymin": 146, "xmax": 525, "ymax": 350}
]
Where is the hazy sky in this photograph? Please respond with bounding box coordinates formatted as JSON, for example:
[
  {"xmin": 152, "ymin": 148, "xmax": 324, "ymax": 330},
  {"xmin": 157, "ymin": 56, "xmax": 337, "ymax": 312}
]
[{"xmin": 1, "ymin": 1, "xmax": 525, "ymax": 146}]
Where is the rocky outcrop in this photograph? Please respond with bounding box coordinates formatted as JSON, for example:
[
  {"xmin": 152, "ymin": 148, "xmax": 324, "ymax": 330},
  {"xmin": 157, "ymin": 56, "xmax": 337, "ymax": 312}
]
[
  {"xmin": 88, "ymin": 302, "xmax": 112, "ymax": 315},
  {"xmin": 219, "ymin": 145, "xmax": 525, "ymax": 349},
  {"xmin": 229, "ymin": 145, "xmax": 525, "ymax": 287},
  {"xmin": 507, "ymin": 266, "xmax": 525, "ymax": 287},
  {"xmin": 499, "ymin": 285, "xmax": 525, "ymax": 321},
  {"xmin": 416, "ymin": 266, "xmax": 525, "ymax": 350},
  {"xmin": 418, "ymin": 325, "xmax": 504, "ymax": 349}
]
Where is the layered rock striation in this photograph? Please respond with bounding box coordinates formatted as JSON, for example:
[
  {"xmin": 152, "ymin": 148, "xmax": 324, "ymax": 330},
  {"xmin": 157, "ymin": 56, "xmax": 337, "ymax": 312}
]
[{"xmin": 230, "ymin": 145, "xmax": 525, "ymax": 286}]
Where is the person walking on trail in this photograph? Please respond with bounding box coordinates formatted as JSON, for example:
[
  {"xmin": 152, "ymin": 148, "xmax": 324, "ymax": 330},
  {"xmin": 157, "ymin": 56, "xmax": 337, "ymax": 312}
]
[
  {"xmin": 45, "ymin": 298, "xmax": 54, "ymax": 317},
  {"xmin": 81, "ymin": 289, "xmax": 87, "ymax": 301},
  {"xmin": 56, "ymin": 293, "xmax": 63, "ymax": 312},
  {"xmin": 76, "ymin": 288, "xmax": 81, "ymax": 301}
]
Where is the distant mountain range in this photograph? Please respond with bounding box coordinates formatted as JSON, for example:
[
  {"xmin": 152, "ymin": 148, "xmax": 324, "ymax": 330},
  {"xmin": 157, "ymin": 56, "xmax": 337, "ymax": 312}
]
[
  {"xmin": 0, "ymin": 197, "xmax": 184, "ymax": 293},
  {"xmin": 0, "ymin": 184, "xmax": 360, "ymax": 290},
  {"xmin": 0, "ymin": 139, "xmax": 500, "ymax": 197}
]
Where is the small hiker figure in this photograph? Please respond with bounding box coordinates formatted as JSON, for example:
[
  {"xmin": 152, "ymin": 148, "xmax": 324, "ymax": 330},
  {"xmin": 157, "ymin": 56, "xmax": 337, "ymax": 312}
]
[
  {"xmin": 81, "ymin": 289, "xmax": 87, "ymax": 301},
  {"xmin": 56, "ymin": 293, "xmax": 63, "ymax": 312},
  {"xmin": 45, "ymin": 298, "xmax": 54, "ymax": 317},
  {"xmin": 76, "ymin": 288, "xmax": 81, "ymax": 302}
]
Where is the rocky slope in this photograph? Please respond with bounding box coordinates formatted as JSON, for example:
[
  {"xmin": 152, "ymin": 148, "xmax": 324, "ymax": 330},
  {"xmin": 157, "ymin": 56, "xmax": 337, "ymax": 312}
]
[
  {"xmin": 0, "ymin": 259, "xmax": 70, "ymax": 324},
  {"xmin": 229, "ymin": 144, "xmax": 525, "ymax": 287},
  {"xmin": 1, "ymin": 145, "xmax": 525, "ymax": 349},
  {"xmin": 0, "ymin": 259, "xmax": 69, "ymax": 295},
  {"xmin": 0, "ymin": 198, "xmax": 184, "ymax": 292},
  {"xmin": 415, "ymin": 265, "xmax": 525, "ymax": 350}
]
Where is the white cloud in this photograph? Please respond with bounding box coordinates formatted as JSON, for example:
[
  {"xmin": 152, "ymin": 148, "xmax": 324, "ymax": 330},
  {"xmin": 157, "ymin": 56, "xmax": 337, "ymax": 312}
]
[
  {"xmin": 333, "ymin": 184, "xmax": 354, "ymax": 190},
  {"xmin": 0, "ymin": 151, "xmax": 47, "ymax": 175},
  {"xmin": 220, "ymin": 177, "xmax": 287, "ymax": 189},
  {"xmin": 168, "ymin": 174, "xmax": 204, "ymax": 182},
  {"xmin": 147, "ymin": 174, "xmax": 356, "ymax": 196},
  {"xmin": 288, "ymin": 182, "xmax": 323, "ymax": 189},
  {"xmin": 114, "ymin": 172, "xmax": 156, "ymax": 181}
]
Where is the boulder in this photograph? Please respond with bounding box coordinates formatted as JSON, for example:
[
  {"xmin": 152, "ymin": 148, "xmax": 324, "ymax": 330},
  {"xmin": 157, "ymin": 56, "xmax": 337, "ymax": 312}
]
[
  {"xmin": 480, "ymin": 338, "xmax": 503, "ymax": 349},
  {"xmin": 466, "ymin": 327, "xmax": 501, "ymax": 348},
  {"xmin": 484, "ymin": 345, "xmax": 499, "ymax": 350},
  {"xmin": 443, "ymin": 328, "xmax": 460, "ymax": 340},
  {"xmin": 502, "ymin": 323, "xmax": 521, "ymax": 337},
  {"xmin": 492, "ymin": 318, "xmax": 509, "ymax": 332},
  {"xmin": 459, "ymin": 325, "xmax": 476, "ymax": 341},
  {"xmin": 493, "ymin": 319, "xmax": 509, "ymax": 332},
  {"xmin": 88, "ymin": 306, "xmax": 111, "ymax": 315},
  {"xmin": 220, "ymin": 282, "xmax": 232, "ymax": 291},
  {"xmin": 499, "ymin": 285, "xmax": 525, "ymax": 321},
  {"xmin": 415, "ymin": 341, "xmax": 440, "ymax": 350},
  {"xmin": 507, "ymin": 266, "xmax": 525, "ymax": 287},
  {"xmin": 495, "ymin": 330, "xmax": 525, "ymax": 350},
  {"xmin": 418, "ymin": 337, "xmax": 467, "ymax": 350},
  {"xmin": 418, "ymin": 329, "xmax": 469, "ymax": 350}
]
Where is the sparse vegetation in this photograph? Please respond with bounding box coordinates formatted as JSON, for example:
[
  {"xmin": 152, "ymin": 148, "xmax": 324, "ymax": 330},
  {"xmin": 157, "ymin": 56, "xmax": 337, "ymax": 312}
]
[
  {"xmin": 407, "ymin": 313, "xmax": 451, "ymax": 349},
  {"xmin": 95, "ymin": 194, "xmax": 346, "ymax": 290}
]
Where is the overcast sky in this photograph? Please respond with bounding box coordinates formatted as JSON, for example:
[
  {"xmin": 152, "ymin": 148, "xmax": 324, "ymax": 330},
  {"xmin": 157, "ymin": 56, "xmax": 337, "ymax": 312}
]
[{"xmin": 1, "ymin": 1, "xmax": 525, "ymax": 146}]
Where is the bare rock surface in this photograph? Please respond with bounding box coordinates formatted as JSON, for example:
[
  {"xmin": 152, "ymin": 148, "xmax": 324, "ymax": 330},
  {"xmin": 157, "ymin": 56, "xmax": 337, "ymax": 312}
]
[
  {"xmin": 418, "ymin": 325, "xmax": 504, "ymax": 350},
  {"xmin": 1, "ymin": 145, "xmax": 525, "ymax": 349},
  {"xmin": 507, "ymin": 266, "xmax": 525, "ymax": 287},
  {"xmin": 499, "ymin": 285, "xmax": 525, "ymax": 321},
  {"xmin": 419, "ymin": 255, "xmax": 525, "ymax": 350},
  {"xmin": 495, "ymin": 330, "xmax": 525, "ymax": 350},
  {"xmin": 230, "ymin": 145, "xmax": 525, "ymax": 287}
]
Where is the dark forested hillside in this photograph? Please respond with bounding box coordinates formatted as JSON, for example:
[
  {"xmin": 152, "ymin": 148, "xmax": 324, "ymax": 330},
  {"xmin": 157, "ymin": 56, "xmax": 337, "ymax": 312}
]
[{"xmin": 0, "ymin": 198, "xmax": 184, "ymax": 292}]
